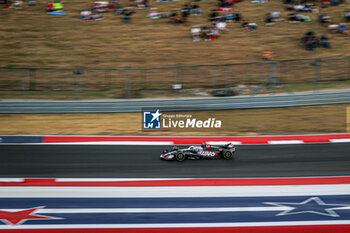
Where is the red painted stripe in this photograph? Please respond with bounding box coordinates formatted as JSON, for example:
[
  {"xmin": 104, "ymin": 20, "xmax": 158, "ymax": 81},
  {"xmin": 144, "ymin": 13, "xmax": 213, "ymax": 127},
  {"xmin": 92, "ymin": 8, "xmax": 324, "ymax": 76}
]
[
  {"xmin": 0, "ymin": 225, "xmax": 350, "ymax": 233},
  {"xmin": 1, "ymin": 177, "xmax": 350, "ymax": 187},
  {"xmin": 43, "ymin": 136, "xmax": 176, "ymax": 143},
  {"xmin": 42, "ymin": 134, "xmax": 350, "ymax": 144}
]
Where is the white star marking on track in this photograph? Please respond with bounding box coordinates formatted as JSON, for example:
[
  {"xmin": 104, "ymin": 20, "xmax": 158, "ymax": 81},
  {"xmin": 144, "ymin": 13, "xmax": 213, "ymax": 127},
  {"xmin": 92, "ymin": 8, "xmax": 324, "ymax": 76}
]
[{"xmin": 264, "ymin": 197, "xmax": 350, "ymax": 217}]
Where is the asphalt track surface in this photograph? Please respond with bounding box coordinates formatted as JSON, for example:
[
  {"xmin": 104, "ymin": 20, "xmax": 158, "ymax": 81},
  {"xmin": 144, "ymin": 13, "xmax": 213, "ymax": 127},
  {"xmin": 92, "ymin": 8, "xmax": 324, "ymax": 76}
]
[{"xmin": 0, "ymin": 143, "xmax": 350, "ymax": 178}]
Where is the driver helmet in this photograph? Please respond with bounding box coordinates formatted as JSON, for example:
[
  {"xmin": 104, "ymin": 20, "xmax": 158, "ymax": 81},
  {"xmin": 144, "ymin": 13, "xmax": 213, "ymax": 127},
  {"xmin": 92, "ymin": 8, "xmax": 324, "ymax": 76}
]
[
  {"xmin": 172, "ymin": 146, "xmax": 179, "ymax": 151},
  {"xmin": 201, "ymin": 143, "xmax": 211, "ymax": 149}
]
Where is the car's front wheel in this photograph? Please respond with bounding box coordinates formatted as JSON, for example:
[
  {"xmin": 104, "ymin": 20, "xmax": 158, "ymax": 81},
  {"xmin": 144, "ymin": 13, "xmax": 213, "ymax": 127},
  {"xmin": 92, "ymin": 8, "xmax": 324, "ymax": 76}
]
[
  {"xmin": 175, "ymin": 152, "xmax": 186, "ymax": 162},
  {"xmin": 222, "ymin": 150, "xmax": 233, "ymax": 160}
]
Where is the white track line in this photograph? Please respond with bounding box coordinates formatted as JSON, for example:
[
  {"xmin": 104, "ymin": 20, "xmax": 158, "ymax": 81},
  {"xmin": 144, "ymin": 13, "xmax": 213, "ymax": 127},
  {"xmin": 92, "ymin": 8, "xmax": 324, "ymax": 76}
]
[
  {"xmin": 330, "ymin": 139, "xmax": 350, "ymax": 143},
  {"xmin": 1, "ymin": 184, "xmax": 350, "ymax": 197},
  {"xmin": 0, "ymin": 178, "xmax": 24, "ymax": 182},
  {"xmin": 56, "ymin": 178, "xmax": 193, "ymax": 182},
  {"xmin": 3, "ymin": 138, "xmax": 350, "ymax": 145},
  {"xmin": 268, "ymin": 140, "xmax": 304, "ymax": 144},
  {"xmin": 206, "ymin": 141, "xmax": 242, "ymax": 145},
  {"xmin": 0, "ymin": 207, "xmax": 292, "ymax": 213},
  {"xmin": 3, "ymin": 206, "xmax": 350, "ymax": 214},
  {"xmin": 0, "ymin": 142, "xmax": 174, "ymax": 146}
]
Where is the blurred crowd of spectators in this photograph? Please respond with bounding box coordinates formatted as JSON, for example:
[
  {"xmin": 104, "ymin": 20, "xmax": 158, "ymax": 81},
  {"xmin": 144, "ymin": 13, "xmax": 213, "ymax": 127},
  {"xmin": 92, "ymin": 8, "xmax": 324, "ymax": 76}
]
[
  {"xmin": 319, "ymin": 12, "xmax": 350, "ymax": 35},
  {"xmin": 301, "ymin": 31, "xmax": 330, "ymax": 50},
  {"xmin": 1, "ymin": 0, "xmax": 349, "ymax": 54}
]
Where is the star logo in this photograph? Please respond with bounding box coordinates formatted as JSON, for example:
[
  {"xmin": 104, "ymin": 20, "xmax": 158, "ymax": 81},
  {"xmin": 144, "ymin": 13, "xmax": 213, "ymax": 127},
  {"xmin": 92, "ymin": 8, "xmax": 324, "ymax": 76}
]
[
  {"xmin": 150, "ymin": 109, "xmax": 161, "ymax": 123},
  {"xmin": 264, "ymin": 197, "xmax": 350, "ymax": 217},
  {"xmin": 143, "ymin": 109, "xmax": 162, "ymax": 129},
  {"xmin": 0, "ymin": 206, "xmax": 62, "ymax": 225}
]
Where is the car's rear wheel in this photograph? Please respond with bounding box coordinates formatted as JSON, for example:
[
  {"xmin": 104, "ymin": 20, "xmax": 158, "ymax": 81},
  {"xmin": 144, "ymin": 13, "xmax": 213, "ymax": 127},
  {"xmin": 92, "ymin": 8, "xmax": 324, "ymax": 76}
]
[
  {"xmin": 175, "ymin": 152, "xmax": 186, "ymax": 162},
  {"xmin": 222, "ymin": 150, "xmax": 233, "ymax": 160}
]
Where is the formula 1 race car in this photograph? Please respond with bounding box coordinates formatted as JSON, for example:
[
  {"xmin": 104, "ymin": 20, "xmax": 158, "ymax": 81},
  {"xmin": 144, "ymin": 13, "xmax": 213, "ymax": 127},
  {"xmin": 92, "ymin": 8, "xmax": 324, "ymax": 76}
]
[{"xmin": 160, "ymin": 143, "xmax": 236, "ymax": 162}]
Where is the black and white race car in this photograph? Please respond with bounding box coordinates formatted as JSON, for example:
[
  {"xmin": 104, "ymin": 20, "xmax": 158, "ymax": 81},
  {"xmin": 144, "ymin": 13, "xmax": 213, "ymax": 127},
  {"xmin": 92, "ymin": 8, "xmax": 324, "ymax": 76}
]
[{"xmin": 160, "ymin": 143, "xmax": 236, "ymax": 162}]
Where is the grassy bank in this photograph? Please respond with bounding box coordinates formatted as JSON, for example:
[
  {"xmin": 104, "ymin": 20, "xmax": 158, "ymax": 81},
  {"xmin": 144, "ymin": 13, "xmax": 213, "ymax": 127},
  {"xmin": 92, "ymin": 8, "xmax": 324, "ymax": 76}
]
[
  {"xmin": 0, "ymin": 0, "xmax": 349, "ymax": 68},
  {"xmin": 0, "ymin": 104, "xmax": 348, "ymax": 135}
]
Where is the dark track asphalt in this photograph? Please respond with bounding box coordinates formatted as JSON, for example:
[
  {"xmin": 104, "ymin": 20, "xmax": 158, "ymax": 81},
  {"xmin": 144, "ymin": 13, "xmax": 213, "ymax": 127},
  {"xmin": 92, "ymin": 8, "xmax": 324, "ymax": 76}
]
[{"xmin": 0, "ymin": 143, "xmax": 350, "ymax": 178}]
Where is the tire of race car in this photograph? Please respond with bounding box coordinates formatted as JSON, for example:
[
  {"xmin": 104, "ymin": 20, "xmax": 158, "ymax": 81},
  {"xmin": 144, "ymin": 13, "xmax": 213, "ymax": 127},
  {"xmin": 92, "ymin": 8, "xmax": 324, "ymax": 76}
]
[
  {"xmin": 222, "ymin": 150, "xmax": 233, "ymax": 160},
  {"xmin": 175, "ymin": 152, "xmax": 186, "ymax": 162}
]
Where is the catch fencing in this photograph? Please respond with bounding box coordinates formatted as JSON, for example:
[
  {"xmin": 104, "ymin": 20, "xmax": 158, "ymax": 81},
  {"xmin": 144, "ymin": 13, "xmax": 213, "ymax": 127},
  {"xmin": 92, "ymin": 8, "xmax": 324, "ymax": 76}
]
[{"xmin": 0, "ymin": 56, "xmax": 349, "ymax": 99}]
